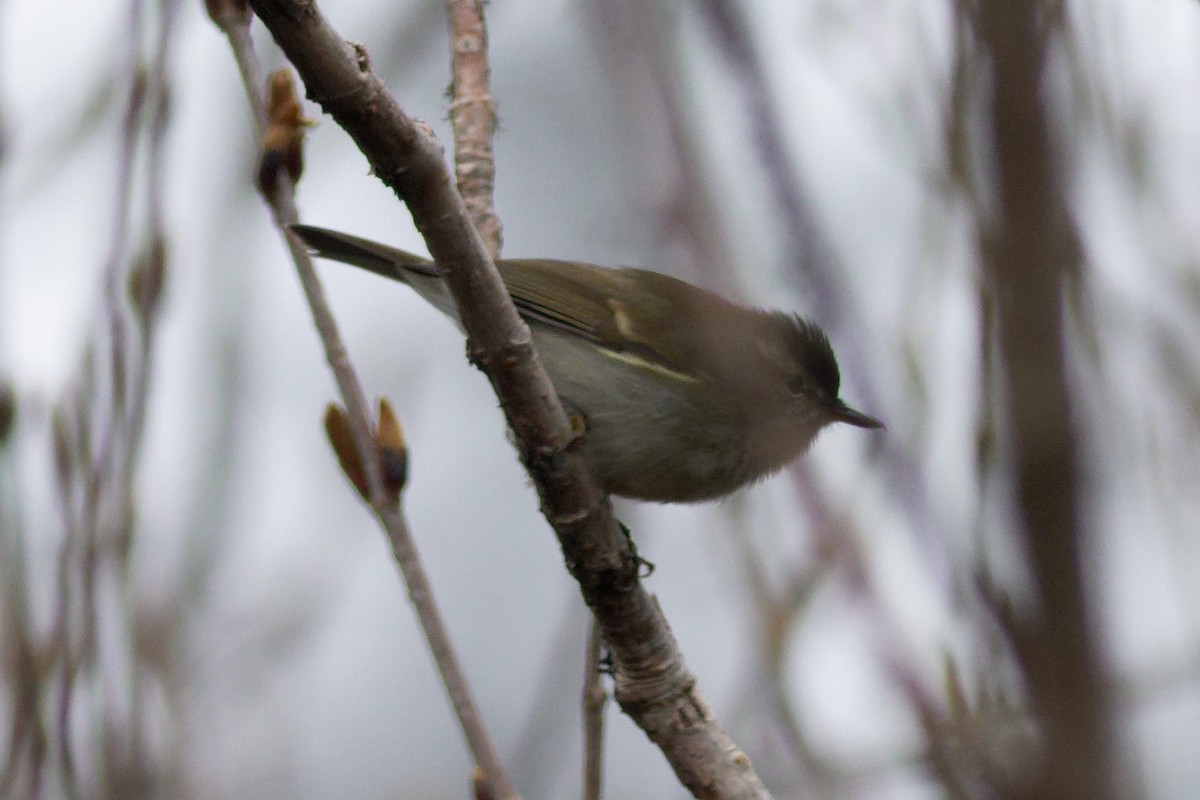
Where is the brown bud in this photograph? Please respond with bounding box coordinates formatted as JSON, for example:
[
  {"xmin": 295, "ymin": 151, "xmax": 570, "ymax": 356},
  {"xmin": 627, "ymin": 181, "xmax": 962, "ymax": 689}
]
[
  {"xmin": 258, "ymin": 70, "xmax": 313, "ymax": 197},
  {"xmin": 324, "ymin": 403, "xmax": 368, "ymax": 502},
  {"xmin": 472, "ymin": 767, "xmax": 494, "ymax": 800},
  {"xmin": 323, "ymin": 399, "xmax": 409, "ymax": 506},
  {"xmin": 376, "ymin": 397, "xmax": 408, "ymax": 501}
]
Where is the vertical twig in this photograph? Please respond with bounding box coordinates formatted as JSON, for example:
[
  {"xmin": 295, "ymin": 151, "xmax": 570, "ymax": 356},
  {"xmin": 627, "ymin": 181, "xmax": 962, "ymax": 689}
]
[
  {"xmin": 976, "ymin": 3, "xmax": 1116, "ymax": 799},
  {"xmin": 581, "ymin": 621, "xmax": 606, "ymax": 800},
  {"xmin": 445, "ymin": 0, "xmax": 502, "ymax": 257},
  {"xmin": 0, "ymin": 386, "xmax": 50, "ymax": 798},
  {"xmin": 39, "ymin": 1, "xmax": 181, "ymax": 795}
]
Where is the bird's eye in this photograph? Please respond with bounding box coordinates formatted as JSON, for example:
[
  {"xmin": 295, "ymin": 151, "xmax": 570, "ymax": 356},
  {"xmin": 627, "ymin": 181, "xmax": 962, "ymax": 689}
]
[{"xmin": 785, "ymin": 375, "xmax": 807, "ymax": 397}]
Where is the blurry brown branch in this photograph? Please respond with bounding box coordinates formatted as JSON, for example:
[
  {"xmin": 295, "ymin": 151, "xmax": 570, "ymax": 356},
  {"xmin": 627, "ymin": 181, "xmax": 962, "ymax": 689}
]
[
  {"xmin": 445, "ymin": 0, "xmax": 502, "ymax": 257},
  {"xmin": 597, "ymin": 2, "xmax": 1066, "ymax": 795},
  {"xmin": 209, "ymin": 9, "xmax": 518, "ymax": 800},
  {"xmin": 591, "ymin": 0, "xmax": 736, "ymax": 289},
  {"xmin": 693, "ymin": 0, "xmax": 835, "ymax": 307},
  {"xmin": 0, "ymin": 386, "xmax": 47, "ymax": 800},
  {"xmin": 734, "ymin": 527, "xmax": 834, "ymax": 791},
  {"xmin": 976, "ymin": 2, "xmax": 1117, "ymax": 799},
  {"xmin": 790, "ymin": 467, "xmax": 985, "ymax": 788},
  {"xmin": 679, "ymin": 0, "xmax": 952, "ymax": 609},
  {"xmin": 0, "ymin": 1, "xmax": 183, "ymax": 797},
  {"xmin": 246, "ymin": 1, "xmax": 775, "ymax": 796}
]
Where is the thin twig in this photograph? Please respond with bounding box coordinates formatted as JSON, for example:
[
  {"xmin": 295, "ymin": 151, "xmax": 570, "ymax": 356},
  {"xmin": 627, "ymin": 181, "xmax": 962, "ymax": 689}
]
[
  {"xmin": 445, "ymin": 0, "xmax": 502, "ymax": 257},
  {"xmin": 210, "ymin": 8, "xmax": 518, "ymax": 799},
  {"xmin": 581, "ymin": 620, "xmax": 606, "ymax": 800},
  {"xmin": 45, "ymin": 1, "xmax": 177, "ymax": 792}
]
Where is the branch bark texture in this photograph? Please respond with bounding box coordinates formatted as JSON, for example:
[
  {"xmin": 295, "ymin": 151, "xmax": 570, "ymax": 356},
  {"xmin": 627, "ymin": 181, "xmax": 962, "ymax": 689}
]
[
  {"xmin": 246, "ymin": 1, "xmax": 773, "ymax": 797},
  {"xmin": 445, "ymin": 0, "xmax": 502, "ymax": 257}
]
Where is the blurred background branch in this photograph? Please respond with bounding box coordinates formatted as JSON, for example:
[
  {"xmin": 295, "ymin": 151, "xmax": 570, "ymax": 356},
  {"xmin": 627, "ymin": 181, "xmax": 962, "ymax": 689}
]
[{"xmin": 977, "ymin": 2, "xmax": 1116, "ymax": 798}]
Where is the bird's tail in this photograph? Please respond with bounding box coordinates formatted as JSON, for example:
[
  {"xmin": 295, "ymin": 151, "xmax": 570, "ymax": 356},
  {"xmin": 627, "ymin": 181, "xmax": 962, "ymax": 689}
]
[{"xmin": 290, "ymin": 224, "xmax": 440, "ymax": 283}]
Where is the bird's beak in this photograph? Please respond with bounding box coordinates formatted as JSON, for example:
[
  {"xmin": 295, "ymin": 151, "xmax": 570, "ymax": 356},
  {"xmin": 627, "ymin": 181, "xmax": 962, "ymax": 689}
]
[{"xmin": 831, "ymin": 400, "xmax": 884, "ymax": 430}]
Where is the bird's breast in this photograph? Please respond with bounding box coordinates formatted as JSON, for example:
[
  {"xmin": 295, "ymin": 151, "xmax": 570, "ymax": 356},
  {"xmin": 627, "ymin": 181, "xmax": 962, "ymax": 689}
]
[{"xmin": 531, "ymin": 328, "xmax": 753, "ymax": 502}]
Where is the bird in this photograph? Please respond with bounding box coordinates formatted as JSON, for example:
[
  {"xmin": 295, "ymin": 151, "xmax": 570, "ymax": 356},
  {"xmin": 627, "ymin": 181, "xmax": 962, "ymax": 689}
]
[{"xmin": 292, "ymin": 224, "xmax": 882, "ymax": 503}]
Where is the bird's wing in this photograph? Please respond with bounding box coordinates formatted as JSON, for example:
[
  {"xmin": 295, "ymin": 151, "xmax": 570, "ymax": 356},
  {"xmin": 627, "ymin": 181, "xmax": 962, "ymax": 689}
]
[{"xmin": 498, "ymin": 259, "xmax": 730, "ymax": 378}]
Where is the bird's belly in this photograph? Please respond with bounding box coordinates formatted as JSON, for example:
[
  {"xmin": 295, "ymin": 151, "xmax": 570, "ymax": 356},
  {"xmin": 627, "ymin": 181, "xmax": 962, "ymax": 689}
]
[{"xmin": 532, "ymin": 329, "xmax": 748, "ymax": 502}]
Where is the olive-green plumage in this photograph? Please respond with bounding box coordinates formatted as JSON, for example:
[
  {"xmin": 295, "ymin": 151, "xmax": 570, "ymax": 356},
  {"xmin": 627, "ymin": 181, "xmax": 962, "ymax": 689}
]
[{"xmin": 292, "ymin": 224, "xmax": 881, "ymax": 502}]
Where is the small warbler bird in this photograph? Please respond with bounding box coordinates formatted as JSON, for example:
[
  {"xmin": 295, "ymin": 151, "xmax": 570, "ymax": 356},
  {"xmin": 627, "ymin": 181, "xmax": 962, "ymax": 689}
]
[{"xmin": 292, "ymin": 225, "xmax": 882, "ymax": 503}]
